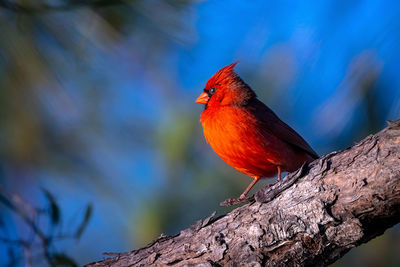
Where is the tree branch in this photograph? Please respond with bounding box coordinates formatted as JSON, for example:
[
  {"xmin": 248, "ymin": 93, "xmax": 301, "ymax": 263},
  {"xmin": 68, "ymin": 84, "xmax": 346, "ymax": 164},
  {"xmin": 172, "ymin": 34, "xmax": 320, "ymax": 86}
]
[{"xmin": 86, "ymin": 119, "xmax": 400, "ymax": 266}]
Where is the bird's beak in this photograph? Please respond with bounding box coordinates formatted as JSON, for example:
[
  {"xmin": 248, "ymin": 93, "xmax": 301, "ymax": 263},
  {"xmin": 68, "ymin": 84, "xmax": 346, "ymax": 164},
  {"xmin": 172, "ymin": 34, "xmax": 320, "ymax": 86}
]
[{"xmin": 195, "ymin": 92, "xmax": 209, "ymax": 104}]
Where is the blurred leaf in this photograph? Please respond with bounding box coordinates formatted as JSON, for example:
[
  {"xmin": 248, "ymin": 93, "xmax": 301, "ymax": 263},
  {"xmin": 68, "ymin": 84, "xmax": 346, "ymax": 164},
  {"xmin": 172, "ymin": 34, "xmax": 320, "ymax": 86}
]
[
  {"xmin": 7, "ymin": 247, "xmax": 18, "ymax": 267},
  {"xmin": 0, "ymin": 193, "xmax": 15, "ymax": 210},
  {"xmin": 0, "ymin": 215, "xmax": 5, "ymax": 231},
  {"xmin": 134, "ymin": 202, "xmax": 163, "ymax": 245},
  {"xmin": 42, "ymin": 188, "xmax": 61, "ymax": 226},
  {"xmin": 51, "ymin": 253, "xmax": 77, "ymax": 267},
  {"xmin": 74, "ymin": 203, "xmax": 92, "ymax": 239}
]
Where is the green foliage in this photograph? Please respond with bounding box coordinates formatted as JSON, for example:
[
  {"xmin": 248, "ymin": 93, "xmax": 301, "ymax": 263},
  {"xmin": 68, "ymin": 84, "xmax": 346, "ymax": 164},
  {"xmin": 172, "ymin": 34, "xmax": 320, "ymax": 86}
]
[
  {"xmin": 74, "ymin": 204, "xmax": 93, "ymax": 239},
  {"xmin": 43, "ymin": 188, "xmax": 61, "ymax": 226}
]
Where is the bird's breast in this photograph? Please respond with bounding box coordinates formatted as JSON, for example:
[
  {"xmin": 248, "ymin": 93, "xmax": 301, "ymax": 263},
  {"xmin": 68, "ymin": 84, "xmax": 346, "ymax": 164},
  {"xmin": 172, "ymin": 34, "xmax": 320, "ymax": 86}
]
[{"xmin": 200, "ymin": 106, "xmax": 297, "ymax": 177}]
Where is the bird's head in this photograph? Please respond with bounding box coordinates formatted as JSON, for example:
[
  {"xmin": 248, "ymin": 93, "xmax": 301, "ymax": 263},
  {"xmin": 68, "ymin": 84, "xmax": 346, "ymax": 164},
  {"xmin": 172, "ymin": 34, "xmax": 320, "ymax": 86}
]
[{"xmin": 196, "ymin": 62, "xmax": 256, "ymax": 108}]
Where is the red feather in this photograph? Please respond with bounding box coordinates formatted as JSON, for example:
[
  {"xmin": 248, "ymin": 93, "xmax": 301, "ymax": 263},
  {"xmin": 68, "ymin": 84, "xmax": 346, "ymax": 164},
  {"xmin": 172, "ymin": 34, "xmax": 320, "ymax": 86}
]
[{"xmin": 196, "ymin": 62, "xmax": 318, "ymax": 205}]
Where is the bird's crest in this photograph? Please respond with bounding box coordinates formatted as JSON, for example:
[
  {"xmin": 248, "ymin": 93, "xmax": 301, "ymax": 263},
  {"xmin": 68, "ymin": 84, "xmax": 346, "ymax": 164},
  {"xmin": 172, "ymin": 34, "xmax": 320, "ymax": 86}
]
[{"xmin": 205, "ymin": 62, "xmax": 238, "ymax": 89}]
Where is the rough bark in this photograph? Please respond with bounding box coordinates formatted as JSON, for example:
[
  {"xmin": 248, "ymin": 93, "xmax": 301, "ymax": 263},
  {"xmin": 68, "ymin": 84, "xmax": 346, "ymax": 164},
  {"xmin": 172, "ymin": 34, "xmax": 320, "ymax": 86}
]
[{"xmin": 86, "ymin": 119, "xmax": 400, "ymax": 267}]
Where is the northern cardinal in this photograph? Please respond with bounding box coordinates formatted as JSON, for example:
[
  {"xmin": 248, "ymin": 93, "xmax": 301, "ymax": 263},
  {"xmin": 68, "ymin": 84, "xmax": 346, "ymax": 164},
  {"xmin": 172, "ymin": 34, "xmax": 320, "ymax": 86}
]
[{"xmin": 196, "ymin": 62, "xmax": 318, "ymax": 205}]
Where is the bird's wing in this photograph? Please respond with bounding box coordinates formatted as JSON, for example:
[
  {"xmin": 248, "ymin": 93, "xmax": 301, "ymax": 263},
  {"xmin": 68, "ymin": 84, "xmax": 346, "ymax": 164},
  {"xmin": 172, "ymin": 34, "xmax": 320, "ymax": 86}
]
[{"xmin": 248, "ymin": 98, "xmax": 319, "ymax": 159}]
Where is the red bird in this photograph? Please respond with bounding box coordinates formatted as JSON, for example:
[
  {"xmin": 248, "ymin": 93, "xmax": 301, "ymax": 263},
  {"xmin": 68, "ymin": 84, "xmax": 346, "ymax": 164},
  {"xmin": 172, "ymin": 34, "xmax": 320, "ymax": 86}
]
[{"xmin": 196, "ymin": 62, "xmax": 318, "ymax": 205}]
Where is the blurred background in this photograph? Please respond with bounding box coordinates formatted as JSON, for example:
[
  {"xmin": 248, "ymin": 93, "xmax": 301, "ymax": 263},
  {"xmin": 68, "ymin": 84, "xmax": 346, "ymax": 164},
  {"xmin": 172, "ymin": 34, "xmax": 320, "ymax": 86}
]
[{"xmin": 0, "ymin": 0, "xmax": 399, "ymax": 266}]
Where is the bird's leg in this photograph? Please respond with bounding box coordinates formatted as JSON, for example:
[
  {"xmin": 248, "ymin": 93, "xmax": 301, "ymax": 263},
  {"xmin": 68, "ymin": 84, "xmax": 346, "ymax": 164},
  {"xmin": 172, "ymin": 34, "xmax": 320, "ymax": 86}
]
[
  {"xmin": 220, "ymin": 177, "xmax": 260, "ymax": 206},
  {"xmin": 264, "ymin": 166, "xmax": 282, "ymax": 189},
  {"xmin": 276, "ymin": 166, "xmax": 282, "ymax": 183},
  {"xmin": 239, "ymin": 177, "xmax": 260, "ymax": 200}
]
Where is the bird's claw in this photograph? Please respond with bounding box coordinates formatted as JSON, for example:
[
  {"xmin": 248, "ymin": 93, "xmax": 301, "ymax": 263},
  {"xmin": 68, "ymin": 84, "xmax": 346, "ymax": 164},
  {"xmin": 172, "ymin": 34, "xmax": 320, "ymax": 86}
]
[{"xmin": 220, "ymin": 196, "xmax": 252, "ymax": 206}]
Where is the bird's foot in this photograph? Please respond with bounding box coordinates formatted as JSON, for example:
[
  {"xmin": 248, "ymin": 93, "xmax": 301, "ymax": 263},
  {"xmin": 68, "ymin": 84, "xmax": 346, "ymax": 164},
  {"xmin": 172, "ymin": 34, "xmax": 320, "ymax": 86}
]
[
  {"xmin": 220, "ymin": 194, "xmax": 252, "ymax": 206},
  {"xmin": 267, "ymin": 178, "xmax": 282, "ymax": 188}
]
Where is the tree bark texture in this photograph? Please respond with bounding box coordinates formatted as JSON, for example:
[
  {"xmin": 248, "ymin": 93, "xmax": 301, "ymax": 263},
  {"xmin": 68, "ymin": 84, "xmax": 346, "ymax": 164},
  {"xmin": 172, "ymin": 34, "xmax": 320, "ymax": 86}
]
[{"xmin": 86, "ymin": 119, "xmax": 400, "ymax": 267}]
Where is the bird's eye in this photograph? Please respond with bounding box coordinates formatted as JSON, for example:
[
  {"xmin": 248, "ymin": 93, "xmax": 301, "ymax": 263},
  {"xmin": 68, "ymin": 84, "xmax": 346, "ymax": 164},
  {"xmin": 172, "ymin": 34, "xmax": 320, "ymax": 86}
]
[{"xmin": 209, "ymin": 88, "xmax": 216, "ymax": 95}]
